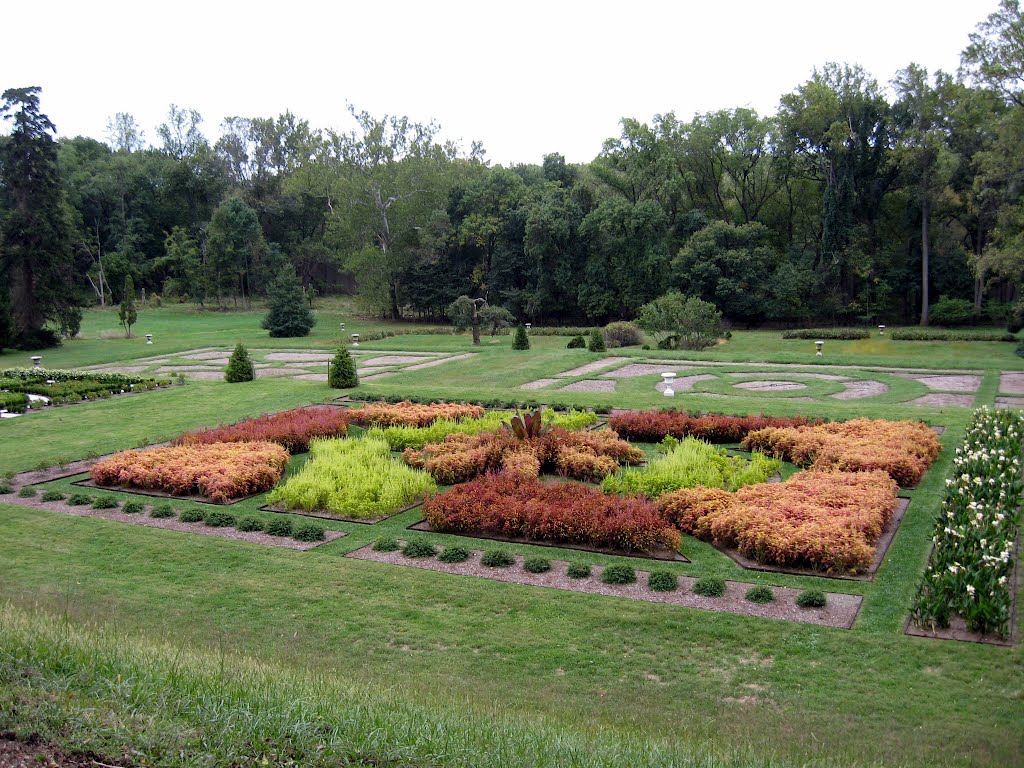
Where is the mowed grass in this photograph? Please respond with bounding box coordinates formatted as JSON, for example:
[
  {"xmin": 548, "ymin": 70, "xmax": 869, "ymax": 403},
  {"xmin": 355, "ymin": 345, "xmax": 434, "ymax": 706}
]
[{"xmin": 1, "ymin": 306, "xmax": 1023, "ymax": 767}]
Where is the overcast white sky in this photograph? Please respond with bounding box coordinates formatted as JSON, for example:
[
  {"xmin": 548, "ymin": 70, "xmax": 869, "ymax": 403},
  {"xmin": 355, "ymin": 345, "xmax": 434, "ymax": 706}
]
[{"xmin": 1, "ymin": 0, "xmax": 998, "ymax": 166}]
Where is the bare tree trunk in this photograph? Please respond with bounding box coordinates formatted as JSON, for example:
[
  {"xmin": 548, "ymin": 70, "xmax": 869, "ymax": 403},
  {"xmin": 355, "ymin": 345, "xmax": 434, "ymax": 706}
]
[
  {"xmin": 920, "ymin": 196, "xmax": 930, "ymax": 326},
  {"xmin": 471, "ymin": 300, "xmax": 481, "ymax": 346}
]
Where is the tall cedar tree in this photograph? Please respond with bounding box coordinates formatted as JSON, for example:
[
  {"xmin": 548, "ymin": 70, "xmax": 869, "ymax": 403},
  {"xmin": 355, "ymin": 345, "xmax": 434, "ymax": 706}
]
[
  {"xmin": 224, "ymin": 343, "xmax": 255, "ymax": 383},
  {"xmin": 512, "ymin": 324, "xmax": 530, "ymax": 350},
  {"xmin": 587, "ymin": 328, "xmax": 606, "ymax": 352},
  {"xmin": 0, "ymin": 87, "xmax": 82, "ymax": 348},
  {"xmin": 328, "ymin": 347, "xmax": 358, "ymax": 388},
  {"xmin": 118, "ymin": 275, "xmax": 137, "ymax": 338},
  {"xmin": 262, "ymin": 267, "xmax": 315, "ymax": 337}
]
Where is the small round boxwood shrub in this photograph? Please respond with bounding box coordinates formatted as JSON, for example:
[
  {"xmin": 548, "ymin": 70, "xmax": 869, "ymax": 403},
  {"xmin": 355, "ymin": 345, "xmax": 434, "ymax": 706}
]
[
  {"xmin": 372, "ymin": 536, "xmax": 400, "ymax": 552},
  {"xmin": 0, "ymin": 482, "xmax": 13, "ymax": 494},
  {"xmin": 264, "ymin": 518, "xmax": 293, "ymax": 537},
  {"xmin": 67, "ymin": 493, "xmax": 93, "ymax": 506},
  {"xmin": 91, "ymin": 495, "xmax": 119, "ymax": 509},
  {"xmin": 121, "ymin": 500, "xmax": 146, "ymax": 515},
  {"xmin": 481, "ymin": 549, "xmax": 515, "ymax": 568},
  {"xmin": 601, "ymin": 564, "xmax": 636, "ymax": 585},
  {"xmin": 693, "ymin": 576, "xmax": 726, "ymax": 597},
  {"xmin": 438, "ymin": 545, "xmax": 470, "ymax": 563},
  {"xmin": 17, "ymin": 487, "xmax": 36, "ymax": 498},
  {"xmin": 566, "ymin": 335, "xmax": 586, "ymax": 349},
  {"xmin": 236, "ymin": 516, "xmax": 264, "ymax": 532},
  {"xmin": 566, "ymin": 561, "xmax": 592, "ymax": 579},
  {"xmin": 745, "ymin": 585, "xmax": 774, "ymax": 604},
  {"xmin": 648, "ymin": 570, "xmax": 678, "ymax": 592},
  {"xmin": 41, "ymin": 490, "xmax": 66, "ymax": 502},
  {"xmin": 204, "ymin": 511, "xmax": 236, "ymax": 528},
  {"xmin": 523, "ymin": 556, "xmax": 551, "ymax": 574},
  {"xmin": 293, "ymin": 522, "xmax": 326, "ymax": 542},
  {"xmin": 796, "ymin": 589, "xmax": 828, "ymax": 608},
  {"xmin": 402, "ymin": 538, "xmax": 438, "ymax": 558},
  {"xmin": 150, "ymin": 503, "xmax": 175, "ymax": 519},
  {"xmin": 179, "ymin": 508, "xmax": 206, "ymax": 523}
]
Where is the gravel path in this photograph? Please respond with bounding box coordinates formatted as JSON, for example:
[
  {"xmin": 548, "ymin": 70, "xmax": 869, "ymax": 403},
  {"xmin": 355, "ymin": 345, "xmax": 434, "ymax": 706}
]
[{"xmin": 561, "ymin": 379, "xmax": 616, "ymax": 392}]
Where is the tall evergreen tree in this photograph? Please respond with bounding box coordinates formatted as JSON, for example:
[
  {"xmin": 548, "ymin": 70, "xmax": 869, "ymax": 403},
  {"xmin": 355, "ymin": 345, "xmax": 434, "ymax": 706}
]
[
  {"xmin": 262, "ymin": 266, "xmax": 315, "ymax": 337},
  {"xmin": 0, "ymin": 86, "xmax": 82, "ymax": 348}
]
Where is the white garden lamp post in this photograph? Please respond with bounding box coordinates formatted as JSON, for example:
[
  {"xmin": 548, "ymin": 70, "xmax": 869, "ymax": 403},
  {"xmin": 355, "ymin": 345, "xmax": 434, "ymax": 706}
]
[
  {"xmin": 525, "ymin": 323, "xmax": 531, "ymax": 332},
  {"xmin": 661, "ymin": 371, "xmax": 677, "ymax": 397},
  {"xmin": 145, "ymin": 333, "xmax": 153, "ymax": 344},
  {"xmin": 31, "ymin": 356, "xmax": 42, "ymax": 368},
  {"xmin": 351, "ymin": 333, "xmax": 360, "ymax": 347},
  {"xmin": 878, "ymin": 325, "xmax": 885, "ymax": 335},
  {"xmin": 815, "ymin": 340, "xmax": 824, "ymax": 357},
  {"xmin": 339, "ymin": 322, "xmax": 346, "ymax": 333}
]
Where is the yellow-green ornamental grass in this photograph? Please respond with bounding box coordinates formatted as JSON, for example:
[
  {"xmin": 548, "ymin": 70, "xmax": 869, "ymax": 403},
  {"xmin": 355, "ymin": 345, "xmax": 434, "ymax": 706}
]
[{"xmin": 267, "ymin": 437, "xmax": 435, "ymax": 518}]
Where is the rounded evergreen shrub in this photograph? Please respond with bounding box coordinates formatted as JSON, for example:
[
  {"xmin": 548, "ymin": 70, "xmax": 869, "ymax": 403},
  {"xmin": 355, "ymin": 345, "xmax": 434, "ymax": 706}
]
[
  {"xmin": 566, "ymin": 335, "xmax": 586, "ymax": 349},
  {"xmin": 0, "ymin": 482, "xmax": 12, "ymax": 495},
  {"xmin": 438, "ymin": 545, "xmax": 471, "ymax": 563},
  {"xmin": 796, "ymin": 589, "xmax": 827, "ymax": 608},
  {"xmin": 523, "ymin": 556, "xmax": 551, "ymax": 574},
  {"xmin": 603, "ymin": 321, "xmax": 643, "ymax": 348},
  {"xmin": 67, "ymin": 493, "xmax": 93, "ymax": 506},
  {"xmin": 121, "ymin": 500, "xmax": 145, "ymax": 515},
  {"xmin": 293, "ymin": 522, "xmax": 326, "ymax": 542},
  {"xmin": 600, "ymin": 564, "xmax": 636, "ymax": 585},
  {"xmin": 328, "ymin": 347, "xmax": 359, "ymax": 389},
  {"xmin": 928, "ymin": 295, "xmax": 974, "ymax": 327},
  {"xmin": 261, "ymin": 267, "xmax": 315, "ymax": 337},
  {"xmin": 17, "ymin": 487, "xmax": 36, "ymax": 498},
  {"xmin": 566, "ymin": 561, "xmax": 592, "ymax": 579},
  {"xmin": 693, "ymin": 576, "xmax": 726, "ymax": 597},
  {"xmin": 179, "ymin": 508, "xmax": 206, "ymax": 523},
  {"xmin": 512, "ymin": 325, "xmax": 530, "ymax": 350},
  {"xmin": 745, "ymin": 585, "xmax": 774, "ymax": 604},
  {"xmin": 41, "ymin": 489, "xmax": 65, "ymax": 502},
  {"xmin": 150, "ymin": 503, "xmax": 176, "ymax": 519},
  {"xmin": 204, "ymin": 511, "xmax": 236, "ymax": 528},
  {"xmin": 481, "ymin": 549, "xmax": 515, "ymax": 567},
  {"xmin": 91, "ymin": 495, "xmax": 119, "ymax": 509},
  {"xmin": 401, "ymin": 538, "xmax": 438, "ymax": 558},
  {"xmin": 587, "ymin": 328, "xmax": 606, "ymax": 352},
  {"xmin": 224, "ymin": 343, "xmax": 255, "ymax": 383},
  {"xmin": 648, "ymin": 570, "xmax": 678, "ymax": 592},
  {"xmin": 372, "ymin": 536, "xmax": 400, "ymax": 552},
  {"xmin": 264, "ymin": 517, "xmax": 293, "ymax": 537},
  {"xmin": 236, "ymin": 515, "xmax": 264, "ymax": 532}
]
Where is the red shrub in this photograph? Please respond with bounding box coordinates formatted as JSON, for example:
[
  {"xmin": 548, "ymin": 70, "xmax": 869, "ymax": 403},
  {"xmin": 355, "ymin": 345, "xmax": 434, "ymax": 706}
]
[
  {"xmin": 91, "ymin": 441, "xmax": 289, "ymax": 503},
  {"xmin": 424, "ymin": 472, "xmax": 680, "ymax": 553},
  {"xmin": 347, "ymin": 401, "xmax": 485, "ymax": 428},
  {"xmin": 609, "ymin": 410, "xmax": 816, "ymax": 443},
  {"xmin": 175, "ymin": 406, "xmax": 348, "ymax": 453},
  {"xmin": 740, "ymin": 418, "xmax": 940, "ymax": 486},
  {"xmin": 660, "ymin": 470, "xmax": 898, "ymax": 573}
]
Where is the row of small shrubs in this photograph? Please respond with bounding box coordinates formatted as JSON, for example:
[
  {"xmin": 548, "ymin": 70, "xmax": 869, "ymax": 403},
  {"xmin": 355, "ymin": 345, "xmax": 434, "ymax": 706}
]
[
  {"xmin": 359, "ymin": 393, "xmax": 613, "ymax": 415},
  {"xmin": 608, "ymin": 410, "xmax": 816, "ymax": 444},
  {"xmin": 781, "ymin": 328, "xmax": 870, "ymax": 340},
  {"xmin": 0, "ymin": 368, "xmax": 166, "ymax": 387},
  {"xmin": 890, "ymin": 328, "xmax": 1016, "ymax": 342},
  {"xmin": 0, "ymin": 392, "xmax": 29, "ymax": 412}
]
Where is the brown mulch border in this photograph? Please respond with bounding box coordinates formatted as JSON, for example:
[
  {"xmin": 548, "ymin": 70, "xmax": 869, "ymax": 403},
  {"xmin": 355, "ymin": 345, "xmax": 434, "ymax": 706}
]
[
  {"xmin": 72, "ymin": 477, "xmax": 266, "ymax": 506},
  {"xmin": 713, "ymin": 496, "xmax": 913, "ymax": 582},
  {"xmin": 347, "ymin": 544, "xmax": 862, "ymax": 629},
  {"xmin": 1, "ymin": 494, "xmax": 346, "ymax": 550},
  {"xmin": 407, "ymin": 519, "xmax": 688, "ymax": 562},
  {"xmin": 260, "ymin": 498, "xmax": 424, "ymax": 525},
  {"xmin": 904, "ymin": 534, "xmax": 1021, "ymax": 647}
]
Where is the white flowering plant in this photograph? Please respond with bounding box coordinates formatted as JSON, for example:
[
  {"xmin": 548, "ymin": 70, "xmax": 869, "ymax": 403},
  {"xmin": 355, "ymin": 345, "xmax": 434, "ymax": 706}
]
[{"xmin": 911, "ymin": 407, "xmax": 1022, "ymax": 637}]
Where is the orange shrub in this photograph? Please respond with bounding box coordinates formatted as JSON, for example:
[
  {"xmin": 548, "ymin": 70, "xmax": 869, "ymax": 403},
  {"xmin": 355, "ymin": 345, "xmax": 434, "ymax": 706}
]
[
  {"xmin": 90, "ymin": 441, "xmax": 289, "ymax": 503},
  {"xmin": 740, "ymin": 418, "xmax": 940, "ymax": 486},
  {"xmin": 660, "ymin": 470, "xmax": 898, "ymax": 573},
  {"xmin": 347, "ymin": 401, "xmax": 485, "ymax": 428}
]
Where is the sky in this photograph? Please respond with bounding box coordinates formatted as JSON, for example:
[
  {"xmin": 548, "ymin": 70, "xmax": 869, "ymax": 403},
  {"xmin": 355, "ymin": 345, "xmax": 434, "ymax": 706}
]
[{"xmin": 1, "ymin": 0, "xmax": 999, "ymax": 166}]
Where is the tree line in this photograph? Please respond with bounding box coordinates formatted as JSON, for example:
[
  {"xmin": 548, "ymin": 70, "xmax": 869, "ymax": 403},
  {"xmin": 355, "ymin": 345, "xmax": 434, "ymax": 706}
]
[{"xmin": 1, "ymin": 1, "xmax": 1022, "ymax": 350}]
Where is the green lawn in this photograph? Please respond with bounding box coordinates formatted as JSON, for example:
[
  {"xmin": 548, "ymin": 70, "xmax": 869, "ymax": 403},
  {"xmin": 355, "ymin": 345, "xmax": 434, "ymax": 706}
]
[{"xmin": 0, "ymin": 306, "xmax": 1022, "ymax": 767}]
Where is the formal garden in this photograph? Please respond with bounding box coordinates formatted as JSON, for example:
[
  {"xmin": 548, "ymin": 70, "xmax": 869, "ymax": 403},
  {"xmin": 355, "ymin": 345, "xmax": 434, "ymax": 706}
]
[{"xmin": 0, "ymin": 302, "xmax": 1022, "ymax": 768}]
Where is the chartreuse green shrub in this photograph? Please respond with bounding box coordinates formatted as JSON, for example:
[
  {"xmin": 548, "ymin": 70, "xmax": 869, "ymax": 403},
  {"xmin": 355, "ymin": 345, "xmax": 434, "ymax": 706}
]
[
  {"xmin": 267, "ymin": 437, "xmax": 435, "ymax": 519},
  {"xmin": 602, "ymin": 436, "xmax": 779, "ymax": 497}
]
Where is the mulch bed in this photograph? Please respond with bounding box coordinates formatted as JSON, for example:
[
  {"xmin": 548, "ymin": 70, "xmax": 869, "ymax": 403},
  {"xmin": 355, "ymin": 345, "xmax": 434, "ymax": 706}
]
[
  {"xmin": 348, "ymin": 545, "xmax": 862, "ymax": 629},
  {"xmin": 260, "ymin": 499, "xmax": 423, "ymax": 525},
  {"xmin": 1, "ymin": 494, "xmax": 345, "ymax": 550},
  {"xmin": 407, "ymin": 519, "xmax": 688, "ymax": 562},
  {"xmin": 72, "ymin": 478, "xmax": 263, "ymax": 506},
  {"xmin": 712, "ymin": 496, "xmax": 913, "ymax": 581}
]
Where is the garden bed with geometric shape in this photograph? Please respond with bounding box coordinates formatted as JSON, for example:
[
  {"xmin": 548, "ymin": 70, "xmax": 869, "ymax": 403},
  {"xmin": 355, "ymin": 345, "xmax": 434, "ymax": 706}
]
[
  {"xmin": 691, "ymin": 375, "xmax": 847, "ymax": 400},
  {"xmin": 347, "ymin": 543, "xmax": 860, "ymax": 628},
  {"xmin": 173, "ymin": 405, "xmax": 349, "ymax": 453},
  {"xmin": 261, "ymin": 498, "xmax": 424, "ymax": 525}
]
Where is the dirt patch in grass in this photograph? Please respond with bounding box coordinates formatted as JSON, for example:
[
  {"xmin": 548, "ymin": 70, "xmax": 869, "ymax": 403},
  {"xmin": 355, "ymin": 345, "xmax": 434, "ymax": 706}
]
[
  {"xmin": 560, "ymin": 379, "xmax": 616, "ymax": 392},
  {"xmin": 831, "ymin": 380, "xmax": 889, "ymax": 399},
  {"xmin": 733, "ymin": 380, "xmax": 808, "ymax": 392},
  {"xmin": 348, "ymin": 545, "xmax": 861, "ymax": 629},
  {"xmin": 556, "ymin": 357, "xmax": 632, "ymax": 377},
  {"xmin": 717, "ymin": 497, "xmax": 912, "ymax": 581},
  {"xmin": 890, "ymin": 373, "xmax": 982, "ymax": 392},
  {"xmin": 0, "ymin": 735, "xmax": 134, "ymax": 768},
  {"xmin": 520, "ymin": 378, "xmax": 559, "ymax": 390},
  {"xmin": 906, "ymin": 393, "xmax": 975, "ymax": 407}
]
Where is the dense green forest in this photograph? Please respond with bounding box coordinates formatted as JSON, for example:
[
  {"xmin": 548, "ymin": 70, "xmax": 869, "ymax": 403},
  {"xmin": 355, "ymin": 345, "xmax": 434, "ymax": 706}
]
[{"xmin": 1, "ymin": 2, "xmax": 1023, "ymax": 349}]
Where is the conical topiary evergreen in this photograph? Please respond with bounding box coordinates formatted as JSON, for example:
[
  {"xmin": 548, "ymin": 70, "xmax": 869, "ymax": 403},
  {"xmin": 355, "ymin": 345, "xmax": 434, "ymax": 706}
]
[
  {"xmin": 225, "ymin": 343, "xmax": 255, "ymax": 383},
  {"xmin": 512, "ymin": 324, "xmax": 530, "ymax": 350},
  {"xmin": 261, "ymin": 267, "xmax": 315, "ymax": 337},
  {"xmin": 587, "ymin": 328, "xmax": 606, "ymax": 352},
  {"xmin": 328, "ymin": 347, "xmax": 358, "ymax": 388}
]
